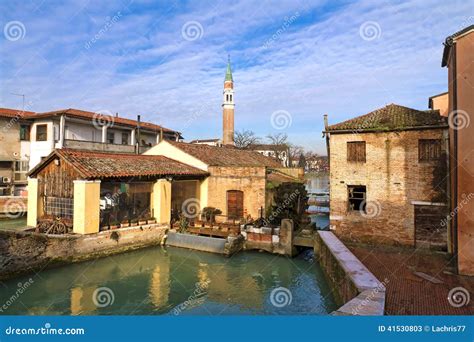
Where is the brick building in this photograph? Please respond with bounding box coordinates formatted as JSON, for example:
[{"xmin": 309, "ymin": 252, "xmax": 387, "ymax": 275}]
[
  {"xmin": 325, "ymin": 104, "xmax": 449, "ymax": 249},
  {"xmin": 145, "ymin": 140, "xmax": 284, "ymax": 220}
]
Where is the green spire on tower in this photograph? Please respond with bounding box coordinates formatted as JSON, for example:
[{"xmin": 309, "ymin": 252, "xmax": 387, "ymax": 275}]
[{"xmin": 225, "ymin": 55, "xmax": 233, "ymax": 82}]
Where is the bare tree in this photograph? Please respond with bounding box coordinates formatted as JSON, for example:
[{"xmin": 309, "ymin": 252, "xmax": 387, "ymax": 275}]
[
  {"xmin": 266, "ymin": 133, "xmax": 289, "ymax": 166},
  {"xmin": 288, "ymin": 144, "xmax": 304, "ymax": 167},
  {"xmin": 234, "ymin": 130, "xmax": 260, "ymax": 149}
]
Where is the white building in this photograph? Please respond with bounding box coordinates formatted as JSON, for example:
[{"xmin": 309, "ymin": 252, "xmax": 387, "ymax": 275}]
[
  {"xmin": 248, "ymin": 144, "xmax": 289, "ymax": 167},
  {"xmin": 0, "ymin": 107, "xmax": 182, "ymax": 194}
]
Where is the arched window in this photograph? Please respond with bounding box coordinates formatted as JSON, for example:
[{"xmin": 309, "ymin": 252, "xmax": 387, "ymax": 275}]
[
  {"xmin": 230, "ymin": 94, "xmax": 232, "ymax": 102},
  {"xmin": 226, "ymin": 94, "xmax": 229, "ymax": 102}
]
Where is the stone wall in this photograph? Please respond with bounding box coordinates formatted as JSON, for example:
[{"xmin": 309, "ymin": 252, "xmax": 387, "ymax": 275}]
[
  {"xmin": 314, "ymin": 231, "xmax": 385, "ymax": 315},
  {"xmin": 329, "ymin": 129, "xmax": 448, "ymax": 247},
  {"xmin": 242, "ymin": 219, "xmax": 295, "ymax": 256},
  {"xmin": 206, "ymin": 166, "xmax": 266, "ymax": 220},
  {"xmin": 0, "ymin": 224, "xmax": 167, "ymax": 280}
]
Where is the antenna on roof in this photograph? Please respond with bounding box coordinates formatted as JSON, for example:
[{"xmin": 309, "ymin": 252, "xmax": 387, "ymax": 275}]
[{"xmin": 11, "ymin": 92, "xmax": 25, "ymax": 110}]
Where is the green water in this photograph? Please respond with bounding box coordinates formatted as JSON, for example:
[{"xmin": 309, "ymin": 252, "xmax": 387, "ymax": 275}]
[
  {"xmin": 0, "ymin": 217, "xmax": 27, "ymax": 230},
  {"xmin": 0, "ymin": 247, "xmax": 337, "ymax": 315}
]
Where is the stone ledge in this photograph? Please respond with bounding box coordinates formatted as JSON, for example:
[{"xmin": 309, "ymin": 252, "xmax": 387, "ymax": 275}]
[
  {"xmin": 0, "ymin": 224, "xmax": 168, "ymax": 280},
  {"xmin": 315, "ymin": 231, "xmax": 385, "ymax": 316}
]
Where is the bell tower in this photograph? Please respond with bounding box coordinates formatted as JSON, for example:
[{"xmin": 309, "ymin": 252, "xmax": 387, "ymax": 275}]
[{"xmin": 222, "ymin": 56, "xmax": 234, "ymax": 145}]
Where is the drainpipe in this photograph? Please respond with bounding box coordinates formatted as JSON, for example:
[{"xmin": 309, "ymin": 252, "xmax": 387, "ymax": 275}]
[
  {"xmin": 452, "ymin": 46, "xmax": 459, "ymax": 271},
  {"xmin": 444, "ymin": 128, "xmax": 452, "ymax": 253}
]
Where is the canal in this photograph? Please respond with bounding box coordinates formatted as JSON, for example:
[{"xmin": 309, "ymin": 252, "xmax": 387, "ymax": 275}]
[
  {"xmin": 305, "ymin": 172, "xmax": 330, "ymax": 229},
  {"xmin": 0, "ymin": 246, "xmax": 337, "ymax": 315}
]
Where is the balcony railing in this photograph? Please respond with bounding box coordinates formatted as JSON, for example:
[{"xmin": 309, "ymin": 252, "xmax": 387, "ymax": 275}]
[{"xmin": 63, "ymin": 139, "xmax": 151, "ymax": 154}]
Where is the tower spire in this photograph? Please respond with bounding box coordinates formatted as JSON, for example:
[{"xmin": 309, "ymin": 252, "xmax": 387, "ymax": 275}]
[
  {"xmin": 222, "ymin": 55, "xmax": 234, "ymax": 145},
  {"xmin": 225, "ymin": 55, "xmax": 233, "ymax": 82}
]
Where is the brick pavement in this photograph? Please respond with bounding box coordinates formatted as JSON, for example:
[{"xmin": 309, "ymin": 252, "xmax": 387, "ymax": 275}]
[{"xmin": 347, "ymin": 243, "xmax": 473, "ymax": 315}]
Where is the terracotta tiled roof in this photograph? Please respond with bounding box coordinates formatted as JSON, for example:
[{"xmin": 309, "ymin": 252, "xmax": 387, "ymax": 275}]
[
  {"xmin": 248, "ymin": 143, "xmax": 288, "ymax": 151},
  {"xmin": 267, "ymin": 170, "xmax": 301, "ymax": 183},
  {"xmin": 0, "ymin": 108, "xmax": 35, "ymax": 119},
  {"xmin": 327, "ymin": 104, "xmax": 448, "ymax": 133},
  {"xmin": 189, "ymin": 138, "xmax": 220, "ymax": 143},
  {"xmin": 33, "ymin": 108, "xmax": 180, "ymax": 135},
  {"xmin": 168, "ymin": 141, "xmax": 282, "ymax": 167},
  {"xmin": 28, "ymin": 149, "xmax": 208, "ymax": 179}
]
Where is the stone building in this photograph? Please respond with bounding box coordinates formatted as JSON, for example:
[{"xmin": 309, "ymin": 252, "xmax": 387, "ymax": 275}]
[
  {"xmin": 441, "ymin": 25, "xmax": 474, "ymax": 275},
  {"xmin": 325, "ymin": 103, "xmax": 449, "ymax": 249},
  {"xmin": 145, "ymin": 140, "xmax": 283, "ymax": 220},
  {"xmin": 26, "ymin": 142, "xmax": 298, "ymax": 233}
]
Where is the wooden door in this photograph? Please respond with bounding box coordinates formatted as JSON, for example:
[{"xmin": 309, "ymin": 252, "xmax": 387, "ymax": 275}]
[
  {"xmin": 414, "ymin": 205, "xmax": 447, "ymax": 251},
  {"xmin": 227, "ymin": 190, "xmax": 243, "ymax": 219}
]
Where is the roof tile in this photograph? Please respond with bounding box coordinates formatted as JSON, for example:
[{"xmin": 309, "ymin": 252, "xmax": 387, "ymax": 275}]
[
  {"xmin": 169, "ymin": 141, "xmax": 281, "ymax": 167},
  {"xmin": 29, "ymin": 149, "xmax": 208, "ymax": 179},
  {"xmin": 327, "ymin": 104, "xmax": 448, "ymax": 133}
]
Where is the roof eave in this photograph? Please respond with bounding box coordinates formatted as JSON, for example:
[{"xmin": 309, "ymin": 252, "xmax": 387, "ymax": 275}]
[{"xmin": 324, "ymin": 124, "xmax": 449, "ymax": 134}]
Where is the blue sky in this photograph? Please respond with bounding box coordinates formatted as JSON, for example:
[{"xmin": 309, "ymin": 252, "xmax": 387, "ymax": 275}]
[{"xmin": 1, "ymin": 0, "xmax": 473, "ymax": 154}]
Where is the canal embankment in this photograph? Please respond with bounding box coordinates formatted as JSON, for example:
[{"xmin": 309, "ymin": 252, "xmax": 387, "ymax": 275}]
[
  {"xmin": 314, "ymin": 230, "xmax": 386, "ymax": 315},
  {"xmin": 0, "ymin": 223, "xmax": 167, "ymax": 280}
]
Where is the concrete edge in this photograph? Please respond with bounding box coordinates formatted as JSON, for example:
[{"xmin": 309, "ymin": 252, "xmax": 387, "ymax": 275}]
[
  {"xmin": 316, "ymin": 231, "xmax": 386, "ymax": 316},
  {"xmin": 166, "ymin": 232, "xmax": 227, "ymax": 254}
]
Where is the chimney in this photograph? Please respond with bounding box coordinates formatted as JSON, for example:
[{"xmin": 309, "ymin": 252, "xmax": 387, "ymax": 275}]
[{"xmin": 136, "ymin": 115, "xmax": 141, "ymax": 154}]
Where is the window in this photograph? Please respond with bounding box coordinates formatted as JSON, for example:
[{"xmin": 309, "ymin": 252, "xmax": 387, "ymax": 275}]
[
  {"xmin": 20, "ymin": 125, "xmax": 30, "ymax": 141},
  {"xmin": 36, "ymin": 124, "xmax": 47, "ymax": 141},
  {"xmin": 230, "ymin": 94, "xmax": 232, "ymax": 102},
  {"xmin": 419, "ymin": 139, "xmax": 442, "ymax": 161},
  {"xmin": 107, "ymin": 132, "xmax": 115, "ymax": 144},
  {"xmin": 348, "ymin": 185, "xmax": 366, "ymax": 212},
  {"xmin": 14, "ymin": 161, "xmax": 29, "ymax": 181},
  {"xmin": 121, "ymin": 132, "xmax": 129, "ymax": 145},
  {"xmin": 347, "ymin": 141, "xmax": 366, "ymax": 162}
]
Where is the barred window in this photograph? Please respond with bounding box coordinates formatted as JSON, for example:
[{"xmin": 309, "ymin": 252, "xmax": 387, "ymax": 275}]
[
  {"xmin": 419, "ymin": 139, "xmax": 441, "ymax": 161},
  {"xmin": 44, "ymin": 197, "xmax": 74, "ymax": 219},
  {"xmin": 347, "ymin": 141, "xmax": 366, "ymax": 162}
]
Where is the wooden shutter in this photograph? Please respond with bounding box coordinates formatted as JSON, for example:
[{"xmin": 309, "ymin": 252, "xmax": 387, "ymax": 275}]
[
  {"xmin": 227, "ymin": 190, "xmax": 244, "ymax": 219},
  {"xmin": 347, "ymin": 142, "xmax": 366, "ymax": 162},
  {"xmin": 419, "ymin": 139, "xmax": 441, "ymax": 161}
]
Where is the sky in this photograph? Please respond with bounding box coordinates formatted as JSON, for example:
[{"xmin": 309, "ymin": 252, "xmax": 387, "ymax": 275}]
[{"xmin": 1, "ymin": 0, "xmax": 473, "ymax": 155}]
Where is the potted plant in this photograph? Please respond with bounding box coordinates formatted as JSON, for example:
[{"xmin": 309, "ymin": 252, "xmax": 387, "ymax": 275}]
[
  {"xmin": 178, "ymin": 214, "xmax": 189, "ymax": 233},
  {"xmin": 202, "ymin": 207, "xmax": 222, "ymax": 224}
]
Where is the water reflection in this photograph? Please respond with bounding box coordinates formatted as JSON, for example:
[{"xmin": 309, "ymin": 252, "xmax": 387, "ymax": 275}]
[{"xmin": 0, "ymin": 246, "xmax": 336, "ymax": 315}]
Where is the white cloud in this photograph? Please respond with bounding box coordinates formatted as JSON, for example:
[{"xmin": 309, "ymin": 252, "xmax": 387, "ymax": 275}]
[{"xmin": 0, "ymin": 0, "xmax": 472, "ymax": 153}]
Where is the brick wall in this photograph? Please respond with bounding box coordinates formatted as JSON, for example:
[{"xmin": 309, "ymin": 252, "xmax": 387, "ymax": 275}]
[
  {"xmin": 329, "ymin": 129, "xmax": 448, "ymax": 246},
  {"xmin": 206, "ymin": 166, "xmax": 266, "ymax": 220}
]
